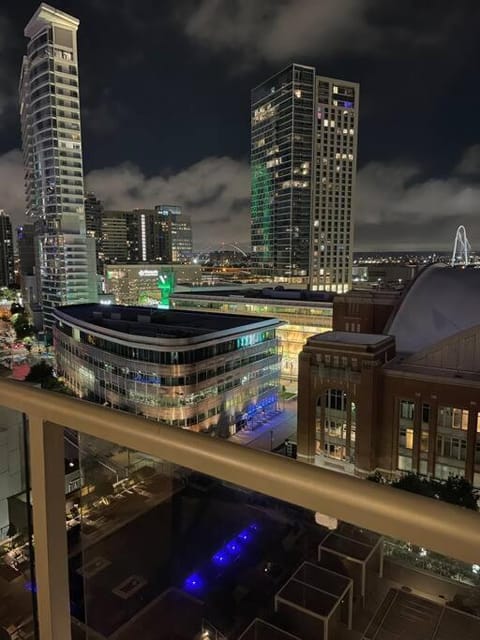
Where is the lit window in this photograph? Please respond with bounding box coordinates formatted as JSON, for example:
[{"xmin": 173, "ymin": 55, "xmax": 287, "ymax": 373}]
[{"xmin": 294, "ymin": 89, "xmax": 302, "ymax": 98}]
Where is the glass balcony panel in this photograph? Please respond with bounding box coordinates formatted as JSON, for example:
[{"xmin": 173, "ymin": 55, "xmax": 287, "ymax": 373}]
[
  {"xmin": 0, "ymin": 406, "xmax": 37, "ymax": 638},
  {"xmin": 65, "ymin": 434, "xmax": 480, "ymax": 640}
]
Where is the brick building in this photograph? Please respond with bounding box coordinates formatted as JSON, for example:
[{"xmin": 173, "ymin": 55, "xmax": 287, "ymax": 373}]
[{"xmin": 297, "ymin": 264, "xmax": 480, "ymax": 487}]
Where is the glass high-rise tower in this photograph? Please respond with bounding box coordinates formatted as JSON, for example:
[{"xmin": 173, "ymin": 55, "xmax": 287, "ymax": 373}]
[
  {"xmin": 19, "ymin": 3, "xmax": 97, "ymax": 330},
  {"xmin": 251, "ymin": 64, "xmax": 359, "ymax": 292}
]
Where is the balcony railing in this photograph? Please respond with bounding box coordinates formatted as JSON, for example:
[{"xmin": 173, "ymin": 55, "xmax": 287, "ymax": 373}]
[{"xmin": 0, "ymin": 378, "xmax": 478, "ymax": 639}]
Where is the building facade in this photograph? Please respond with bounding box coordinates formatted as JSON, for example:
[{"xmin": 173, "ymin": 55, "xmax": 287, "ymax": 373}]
[
  {"xmin": 99, "ymin": 206, "xmax": 191, "ymax": 266},
  {"xmin": 309, "ymin": 76, "xmax": 359, "ymax": 293},
  {"xmin": 100, "ymin": 211, "xmax": 130, "ymax": 264},
  {"xmin": 297, "ymin": 264, "xmax": 480, "ymax": 487},
  {"xmin": 0, "ymin": 211, "xmax": 15, "ymax": 287},
  {"xmin": 171, "ymin": 288, "xmax": 333, "ymax": 391},
  {"xmin": 104, "ymin": 263, "xmax": 202, "ymax": 307},
  {"xmin": 250, "ymin": 64, "xmax": 359, "ymax": 292},
  {"xmin": 53, "ymin": 304, "xmax": 281, "ymax": 436},
  {"xmin": 19, "ymin": 4, "xmax": 97, "ymax": 329},
  {"xmin": 156, "ymin": 205, "xmax": 193, "ymax": 263},
  {"xmin": 85, "ymin": 192, "xmax": 104, "ymax": 273},
  {"xmin": 170, "ymin": 214, "xmax": 192, "ymax": 263},
  {"xmin": 332, "ymin": 289, "xmax": 402, "ymax": 335},
  {"xmin": 17, "ymin": 222, "xmax": 40, "ymax": 311}
]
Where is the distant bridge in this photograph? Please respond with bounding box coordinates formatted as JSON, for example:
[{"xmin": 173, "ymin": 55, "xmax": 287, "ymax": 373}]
[{"xmin": 451, "ymin": 225, "xmax": 471, "ymax": 266}]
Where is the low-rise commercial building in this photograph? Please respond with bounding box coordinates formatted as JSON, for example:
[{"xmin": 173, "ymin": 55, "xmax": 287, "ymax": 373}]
[
  {"xmin": 171, "ymin": 288, "xmax": 333, "ymax": 391},
  {"xmin": 298, "ymin": 264, "xmax": 480, "ymax": 487},
  {"xmin": 53, "ymin": 304, "xmax": 281, "ymax": 436},
  {"xmin": 104, "ymin": 263, "xmax": 202, "ymax": 307}
]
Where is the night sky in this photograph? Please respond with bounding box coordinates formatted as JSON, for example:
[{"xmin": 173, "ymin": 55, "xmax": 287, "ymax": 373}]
[{"xmin": 1, "ymin": 0, "xmax": 480, "ymax": 250}]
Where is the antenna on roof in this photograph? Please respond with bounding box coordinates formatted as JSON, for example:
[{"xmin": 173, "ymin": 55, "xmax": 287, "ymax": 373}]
[{"xmin": 451, "ymin": 225, "xmax": 471, "ymax": 267}]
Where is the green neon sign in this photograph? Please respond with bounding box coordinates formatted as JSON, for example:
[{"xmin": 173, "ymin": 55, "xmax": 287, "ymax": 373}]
[{"xmin": 157, "ymin": 272, "xmax": 175, "ymax": 308}]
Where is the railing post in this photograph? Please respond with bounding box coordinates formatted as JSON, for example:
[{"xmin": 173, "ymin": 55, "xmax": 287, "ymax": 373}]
[{"xmin": 28, "ymin": 416, "xmax": 71, "ymax": 640}]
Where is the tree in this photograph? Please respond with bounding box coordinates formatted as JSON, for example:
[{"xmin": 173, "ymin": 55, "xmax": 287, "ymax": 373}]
[
  {"xmin": 392, "ymin": 473, "xmax": 435, "ymax": 498},
  {"xmin": 439, "ymin": 476, "xmax": 478, "ymax": 510},
  {"xmin": 25, "ymin": 361, "xmax": 54, "ymax": 386},
  {"xmin": 11, "ymin": 312, "xmax": 34, "ymax": 340},
  {"xmin": 25, "ymin": 362, "xmax": 75, "ymax": 395},
  {"xmin": 10, "ymin": 302, "xmax": 24, "ymax": 316},
  {"xmin": 368, "ymin": 472, "xmax": 478, "ymax": 511}
]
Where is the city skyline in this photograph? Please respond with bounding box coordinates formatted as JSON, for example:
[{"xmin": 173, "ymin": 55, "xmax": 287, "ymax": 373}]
[{"xmin": 0, "ymin": 1, "xmax": 478, "ymax": 250}]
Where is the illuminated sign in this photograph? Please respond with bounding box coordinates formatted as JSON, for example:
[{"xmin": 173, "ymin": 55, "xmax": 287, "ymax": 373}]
[
  {"xmin": 139, "ymin": 269, "xmax": 159, "ymax": 277},
  {"xmin": 157, "ymin": 273, "xmax": 175, "ymax": 307}
]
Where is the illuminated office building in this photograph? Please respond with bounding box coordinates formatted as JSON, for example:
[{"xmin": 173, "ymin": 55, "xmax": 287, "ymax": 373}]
[
  {"xmin": 156, "ymin": 205, "xmax": 193, "ymax": 263},
  {"xmin": 99, "ymin": 206, "xmax": 191, "ymax": 266},
  {"xmin": 104, "ymin": 263, "xmax": 202, "ymax": 307},
  {"xmin": 251, "ymin": 64, "xmax": 359, "ymax": 292},
  {"xmin": 84, "ymin": 192, "xmax": 104, "ymax": 273},
  {"xmin": 19, "ymin": 3, "xmax": 97, "ymax": 329},
  {"xmin": 171, "ymin": 287, "xmax": 333, "ymax": 391},
  {"xmin": 54, "ymin": 304, "xmax": 281, "ymax": 435}
]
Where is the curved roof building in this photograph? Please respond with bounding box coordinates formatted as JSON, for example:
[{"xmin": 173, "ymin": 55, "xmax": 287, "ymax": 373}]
[
  {"xmin": 387, "ymin": 263, "xmax": 480, "ymax": 355},
  {"xmin": 53, "ymin": 304, "xmax": 282, "ymax": 435}
]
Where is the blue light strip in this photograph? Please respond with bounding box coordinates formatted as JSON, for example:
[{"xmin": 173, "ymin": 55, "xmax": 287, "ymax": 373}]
[{"xmin": 183, "ymin": 522, "xmax": 260, "ymax": 594}]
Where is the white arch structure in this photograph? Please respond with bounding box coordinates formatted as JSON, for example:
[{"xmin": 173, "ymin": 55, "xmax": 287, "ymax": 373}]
[
  {"xmin": 451, "ymin": 225, "xmax": 471, "ymax": 266},
  {"xmin": 198, "ymin": 243, "xmax": 249, "ymax": 258}
]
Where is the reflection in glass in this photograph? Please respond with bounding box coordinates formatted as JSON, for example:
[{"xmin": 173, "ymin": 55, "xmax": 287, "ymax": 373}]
[{"xmin": 66, "ymin": 434, "xmax": 480, "ymax": 639}]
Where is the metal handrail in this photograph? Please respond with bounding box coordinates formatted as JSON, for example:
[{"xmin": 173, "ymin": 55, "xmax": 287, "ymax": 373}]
[{"xmin": 0, "ymin": 377, "xmax": 478, "ymax": 564}]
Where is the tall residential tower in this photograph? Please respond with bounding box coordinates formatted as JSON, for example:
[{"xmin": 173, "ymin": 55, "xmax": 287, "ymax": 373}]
[
  {"xmin": 19, "ymin": 3, "xmax": 97, "ymax": 329},
  {"xmin": 251, "ymin": 64, "xmax": 359, "ymax": 293}
]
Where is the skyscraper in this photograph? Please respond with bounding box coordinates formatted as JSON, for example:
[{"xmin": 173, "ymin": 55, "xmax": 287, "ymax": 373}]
[
  {"xmin": 19, "ymin": 3, "xmax": 97, "ymax": 329},
  {"xmin": 17, "ymin": 223, "xmax": 40, "ymax": 311},
  {"xmin": 0, "ymin": 211, "xmax": 14, "ymax": 287},
  {"xmin": 85, "ymin": 192, "xmax": 104, "ymax": 274},
  {"xmin": 250, "ymin": 64, "xmax": 359, "ymax": 292},
  {"xmin": 156, "ymin": 205, "xmax": 193, "ymax": 263}
]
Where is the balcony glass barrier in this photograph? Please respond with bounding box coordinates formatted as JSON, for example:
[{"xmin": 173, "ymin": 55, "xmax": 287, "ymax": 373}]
[
  {"xmin": 64, "ymin": 433, "xmax": 480, "ymax": 640},
  {"xmin": 0, "ymin": 406, "xmax": 37, "ymax": 639}
]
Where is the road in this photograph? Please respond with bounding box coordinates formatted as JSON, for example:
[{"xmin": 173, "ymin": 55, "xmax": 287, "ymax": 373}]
[{"xmin": 229, "ymin": 398, "xmax": 297, "ymax": 451}]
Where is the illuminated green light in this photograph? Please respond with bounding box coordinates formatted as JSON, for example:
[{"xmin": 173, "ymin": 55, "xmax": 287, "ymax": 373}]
[{"xmin": 251, "ymin": 162, "xmax": 273, "ymax": 258}]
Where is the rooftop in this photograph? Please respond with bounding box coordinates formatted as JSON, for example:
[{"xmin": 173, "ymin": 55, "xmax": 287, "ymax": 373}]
[
  {"xmin": 308, "ymin": 331, "xmax": 393, "ymax": 347},
  {"xmin": 172, "ymin": 286, "xmax": 334, "ymax": 305},
  {"xmin": 388, "ymin": 263, "xmax": 480, "ymax": 354},
  {"xmin": 25, "ymin": 3, "xmax": 79, "ymax": 38},
  {"xmin": 54, "ymin": 304, "xmax": 280, "ymax": 343}
]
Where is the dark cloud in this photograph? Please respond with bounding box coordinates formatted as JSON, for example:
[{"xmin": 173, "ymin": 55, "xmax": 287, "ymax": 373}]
[
  {"xmin": 178, "ymin": 0, "xmax": 480, "ymax": 69},
  {"xmin": 82, "ymin": 90, "xmax": 129, "ymax": 137},
  {"xmin": 179, "ymin": 0, "xmax": 373, "ymax": 67},
  {"xmin": 85, "ymin": 156, "xmax": 250, "ymax": 250},
  {"xmin": 355, "ymin": 155, "xmax": 480, "ymax": 250},
  {"xmin": 0, "ymin": 149, "xmax": 27, "ymax": 228},
  {"xmin": 455, "ymin": 145, "xmax": 480, "ymax": 177}
]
